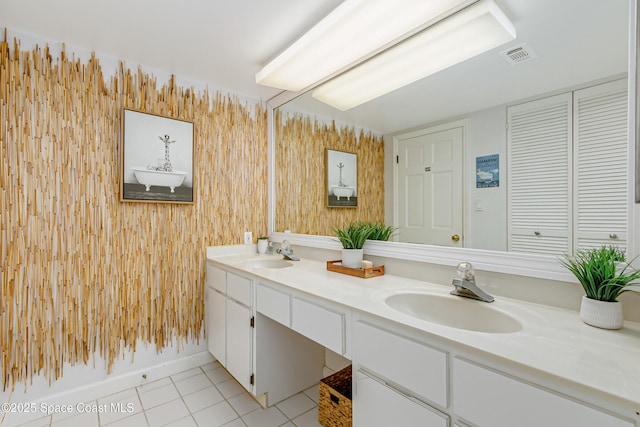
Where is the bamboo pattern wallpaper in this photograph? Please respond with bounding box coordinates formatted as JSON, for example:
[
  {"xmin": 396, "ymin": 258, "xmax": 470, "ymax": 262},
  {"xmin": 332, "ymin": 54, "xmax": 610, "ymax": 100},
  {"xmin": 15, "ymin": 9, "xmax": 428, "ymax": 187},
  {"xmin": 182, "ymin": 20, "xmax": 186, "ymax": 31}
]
[
  {"xmin": 275, "ymin": 111, "xmax": 385, "ymax": 236},
  {"xmin": 0, "ymin": 38, "xmax": 268, "ymax": 389}
]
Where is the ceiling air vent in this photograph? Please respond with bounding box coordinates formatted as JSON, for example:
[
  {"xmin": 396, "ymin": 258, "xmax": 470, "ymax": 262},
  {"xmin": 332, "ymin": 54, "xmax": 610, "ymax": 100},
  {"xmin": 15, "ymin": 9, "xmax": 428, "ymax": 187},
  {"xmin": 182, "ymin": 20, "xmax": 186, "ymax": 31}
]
[{"xmin": 500, "ymin": 44, "xmax": 537, "ymax": 65}]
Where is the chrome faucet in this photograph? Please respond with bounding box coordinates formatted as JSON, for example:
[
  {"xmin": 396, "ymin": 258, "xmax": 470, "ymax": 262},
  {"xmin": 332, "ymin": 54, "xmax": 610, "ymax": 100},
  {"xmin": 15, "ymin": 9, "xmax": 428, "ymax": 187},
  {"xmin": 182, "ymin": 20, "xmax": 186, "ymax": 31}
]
[
  {"xmin": 276, "ymin": 240, "xmax": 300, "ymax": 261},
  {"xmin": 450, "ymin": 262, "xmax": 494, "ymax": 303}
]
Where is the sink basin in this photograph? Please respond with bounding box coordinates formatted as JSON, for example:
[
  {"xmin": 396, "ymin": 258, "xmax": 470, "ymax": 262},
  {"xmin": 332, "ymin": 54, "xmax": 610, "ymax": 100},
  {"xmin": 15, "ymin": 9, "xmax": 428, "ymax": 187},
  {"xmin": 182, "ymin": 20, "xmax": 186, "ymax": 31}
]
[
  {"xmin": 244, "ymin": 259, "xmax": 293, "ymax": 269},
  {"xmin": 385, "ymin": 292, "xmax": 522, "ymax": 333}
]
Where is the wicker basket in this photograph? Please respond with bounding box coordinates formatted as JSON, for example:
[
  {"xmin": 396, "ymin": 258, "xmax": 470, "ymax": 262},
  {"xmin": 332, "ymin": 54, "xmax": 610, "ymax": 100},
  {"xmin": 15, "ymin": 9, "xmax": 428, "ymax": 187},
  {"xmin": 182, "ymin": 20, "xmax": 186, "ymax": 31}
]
[{"xmin": 318, "ymin": 365, "xmax": 352, "ymax": 427}]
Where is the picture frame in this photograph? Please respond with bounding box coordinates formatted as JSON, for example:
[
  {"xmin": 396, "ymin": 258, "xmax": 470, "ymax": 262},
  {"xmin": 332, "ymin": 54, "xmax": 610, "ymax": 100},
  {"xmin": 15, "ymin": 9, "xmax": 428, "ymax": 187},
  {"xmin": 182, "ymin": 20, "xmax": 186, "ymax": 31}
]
[
  {"xmin": 326, "ymin": 148, "xmax": 357, "ymax": 207},
  {"xmin": 121, "ymin": 108, "xmax": 194, "ymax": 204}
]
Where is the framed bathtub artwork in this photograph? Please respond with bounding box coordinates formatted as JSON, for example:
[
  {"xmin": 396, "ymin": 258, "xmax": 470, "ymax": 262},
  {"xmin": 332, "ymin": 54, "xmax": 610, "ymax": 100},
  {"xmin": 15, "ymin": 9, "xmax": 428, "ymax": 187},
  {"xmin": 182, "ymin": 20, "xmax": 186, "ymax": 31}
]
[
  {"xmin": 326, "ymin": 149, "xmax": 357, "ymax": 207},
  {"xmin": 121, "ymin": 109, "xmax": 194, "ymax": 203}
]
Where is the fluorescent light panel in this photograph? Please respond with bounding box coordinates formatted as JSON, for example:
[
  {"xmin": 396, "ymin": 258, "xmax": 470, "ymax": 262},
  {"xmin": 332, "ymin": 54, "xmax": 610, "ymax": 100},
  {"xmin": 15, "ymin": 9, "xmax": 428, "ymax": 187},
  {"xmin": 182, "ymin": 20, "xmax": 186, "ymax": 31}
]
[
  {"xmin": 312, "ymin": 0, "xmax": 516, "ymax": 111},
  {"xmin": 255, "ymin": 0, "xmax": 474, "ymax": 92}
]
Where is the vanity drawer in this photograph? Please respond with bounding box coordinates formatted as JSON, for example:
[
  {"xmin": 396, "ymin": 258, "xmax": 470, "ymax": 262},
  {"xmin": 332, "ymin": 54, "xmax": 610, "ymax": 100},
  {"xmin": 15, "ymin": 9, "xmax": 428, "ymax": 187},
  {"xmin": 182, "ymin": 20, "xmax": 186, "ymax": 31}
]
[
  {"xmin": 226, "ymin": 272, "xmax": 252, "ymax": 306},
  {"xmin": 453, "ymin": 358, "xmax": 633, "ymax": 427},
  {"xmin": 354, "ymin": 321, "xmax": 447, "ymax": 408},
  {"xmin": 206, "ymin": 263, "xmax": 226, "ymax": 293},
  {"xmin": 292, "ymin": 297, "xmax": 345, "ymax": 355},
  {"xmin": 256, "ymin": 283, "xmax": 291, "ymax": 327}
]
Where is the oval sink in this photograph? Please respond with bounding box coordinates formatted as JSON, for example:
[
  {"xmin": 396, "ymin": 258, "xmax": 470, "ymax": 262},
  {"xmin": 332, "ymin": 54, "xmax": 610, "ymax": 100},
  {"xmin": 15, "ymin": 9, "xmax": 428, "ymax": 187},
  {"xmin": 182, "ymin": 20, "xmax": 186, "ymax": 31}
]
[
  {"xmin": 244, "ymin": 259, "xmax": 293, "ymax": 269},
  {"xmin": 385, "ymin": 293, "xmax": 522, "ymax": 333}
]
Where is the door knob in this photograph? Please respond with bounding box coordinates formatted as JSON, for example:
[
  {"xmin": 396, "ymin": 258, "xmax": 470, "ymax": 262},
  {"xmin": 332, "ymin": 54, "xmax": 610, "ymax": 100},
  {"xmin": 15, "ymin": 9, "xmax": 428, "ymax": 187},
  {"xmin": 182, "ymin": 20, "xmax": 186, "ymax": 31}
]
[{"xmin": 451, "ymin": 234, "xmax": 460, "ymax": 242}]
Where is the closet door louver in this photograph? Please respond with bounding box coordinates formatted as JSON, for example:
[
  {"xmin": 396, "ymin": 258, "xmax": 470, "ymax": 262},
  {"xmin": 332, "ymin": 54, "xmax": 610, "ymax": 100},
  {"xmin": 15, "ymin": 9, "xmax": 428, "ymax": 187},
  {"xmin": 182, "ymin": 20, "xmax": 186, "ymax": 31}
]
[
  {"xmin": 508, "ymin": 93, "xmax": 572, "ymax": 255},
  {"xmin": 573, "ymin": 80, "xmax": 628, "ymax": 251}
]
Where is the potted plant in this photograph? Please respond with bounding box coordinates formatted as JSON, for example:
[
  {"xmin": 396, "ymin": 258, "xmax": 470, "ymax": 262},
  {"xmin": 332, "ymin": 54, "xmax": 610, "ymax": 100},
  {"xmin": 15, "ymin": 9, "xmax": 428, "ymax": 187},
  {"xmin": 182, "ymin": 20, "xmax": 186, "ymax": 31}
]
[
  {"xmin": 333, "ymin": 222, "xmax": 375, "ymax": 268},
  {"xmin": 366, "ymin": 222, "xmax": 397, "ymax": 242},
  {"xmin": 257, "ymin": 236, "xmax": 269, "ymax": 254},
  {"xmin": 559, "ymin": 245, "xmax": 640, "ymax": 329}
]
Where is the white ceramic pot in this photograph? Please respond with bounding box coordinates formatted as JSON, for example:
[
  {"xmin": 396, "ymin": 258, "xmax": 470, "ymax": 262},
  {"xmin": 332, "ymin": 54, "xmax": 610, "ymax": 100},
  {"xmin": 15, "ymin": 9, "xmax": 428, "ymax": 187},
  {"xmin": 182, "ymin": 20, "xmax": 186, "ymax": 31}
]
[
  {"xmin": 342, "ymin": 248, "xmax": 364, "ymax": 269},
  {"xmin": 257, "ymin": 239, "xmax": 269, "ymax": 254},
  {"xmin": 579, "ymin": 295, "xmax": 624, "ymax": 329}
]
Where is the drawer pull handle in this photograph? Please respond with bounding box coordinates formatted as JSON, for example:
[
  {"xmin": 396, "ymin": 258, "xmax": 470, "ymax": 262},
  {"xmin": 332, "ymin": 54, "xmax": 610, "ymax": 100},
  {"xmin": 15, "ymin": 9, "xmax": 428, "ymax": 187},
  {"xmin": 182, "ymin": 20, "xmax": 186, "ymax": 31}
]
[
  {"xmin": 609, "ymin": 233, "xmax": 618, "ymax": 239},
  {"xmin": 534, "ymin": 231, "xmax": 541, "ymax": 236}
]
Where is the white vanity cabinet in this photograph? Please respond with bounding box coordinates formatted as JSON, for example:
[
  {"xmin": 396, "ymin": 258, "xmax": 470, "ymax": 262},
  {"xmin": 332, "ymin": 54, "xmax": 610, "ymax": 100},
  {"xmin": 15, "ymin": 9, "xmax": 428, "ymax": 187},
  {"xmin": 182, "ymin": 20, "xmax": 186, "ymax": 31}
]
[
  {"xmin": 452, "ymin": 358, "xmax": 634, "ymax": 427},
  {"xmin": 206, "ymin": 262, "xmax": 327, "ymax": 406}
]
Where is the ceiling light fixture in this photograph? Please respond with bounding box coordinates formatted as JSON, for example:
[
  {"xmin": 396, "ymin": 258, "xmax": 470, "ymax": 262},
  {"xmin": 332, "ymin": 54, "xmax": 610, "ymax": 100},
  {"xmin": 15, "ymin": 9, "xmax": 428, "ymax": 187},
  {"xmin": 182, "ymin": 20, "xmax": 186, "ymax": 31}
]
[
  {"xmin": 255, "ymin": 0, "xmax": 476, "ymax": 92},
  {"xmin": 312, "ymin": 0, "xmax": 516, "ymax": 111}
]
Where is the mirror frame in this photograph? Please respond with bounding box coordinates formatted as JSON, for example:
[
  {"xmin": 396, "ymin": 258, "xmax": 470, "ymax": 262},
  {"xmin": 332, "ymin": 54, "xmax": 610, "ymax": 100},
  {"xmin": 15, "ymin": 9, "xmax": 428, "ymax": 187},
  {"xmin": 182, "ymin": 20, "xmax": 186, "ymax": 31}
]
[{"xmin": 266, "ymin": 0, "xmax": 638, "ymax": 282}]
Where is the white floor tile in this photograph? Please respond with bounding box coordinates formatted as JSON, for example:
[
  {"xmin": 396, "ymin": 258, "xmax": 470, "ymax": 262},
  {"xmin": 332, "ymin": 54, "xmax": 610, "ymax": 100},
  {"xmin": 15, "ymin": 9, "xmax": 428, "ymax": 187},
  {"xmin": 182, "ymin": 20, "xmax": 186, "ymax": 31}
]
[
  {"xmin": 52, "ymin": 410, "xmax": 100, "ymax": 427},
  {"xmin": 221, "ymin": 419, "xmax": 248, "ymax": 427},
  {"xmin": 192, "ymin": 400, "xmax": 238, "ymax": 427},
  {"xmin": 171, "ymin": 368, "xmax": 203, "ymax": 383},
  {"xmin": 138, "ymin": 377, "xmax": 172, "ymax": 393},
  {"xmin": 105, "ymin": 412, "xmax": 148, "ymax": 427},
  {"xmin": 215, "ymin": 379, "xmax": 245, "ymax": 399},
  {"xmin": 145, "ymin": 399, "xmax": 190, "ymax": 427},
  {"xmin": 227, "ymin": 392, "xmax": 260, "ymax": 416},
  {"xmin": 275, "ymin": 393, "xmax": 315, "ymax": 420},
  {"xmin": 241, "ymin": 406, "xmax": 287, "ymax": 427},
  {"xmin": 291, "ymin": 407, "xmax": 322, "ymax": 427},
  {"xmin": 164, "ymin": 415, "xmax": 197, "ymax": 427},
  {"xmin": 182, "ymin": 385, "xmax": 224, "ymax": 413},
  {"xmin": 15, "ymin": 415, "xmax": 53, "ymax": 427},
  {"xmin": 174, "ymin": 372, "xmax": 214, "ymax": 396},
  {"xmin": 302, "ymin": 385, "xmax": 319, "ymax": 403},
  {"xmin": 205, "ymin": 366, "xmax": 233, "ymax": 385},
  {"xmin": 39, "ymin": 360, "xmax": 321, "ymax": 427},
  {"xmin": 201, "ymin": 361, "xmax": 222, "ymax": 372},
  {"xmin": 138, "ymin": 383, "xmax": 181, "ymax": 410},
  {"xmin": 97, "ymin": 387, "xmax": 143, "ymax": 425}
]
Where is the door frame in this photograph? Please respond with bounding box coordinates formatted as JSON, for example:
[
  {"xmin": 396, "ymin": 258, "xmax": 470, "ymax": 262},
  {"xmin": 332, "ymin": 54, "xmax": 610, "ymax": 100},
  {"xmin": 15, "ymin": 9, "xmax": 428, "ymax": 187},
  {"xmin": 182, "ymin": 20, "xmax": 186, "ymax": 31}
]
[{"xmin": 392, "ymin": 119, "xmax": 467, "ymax": 245}]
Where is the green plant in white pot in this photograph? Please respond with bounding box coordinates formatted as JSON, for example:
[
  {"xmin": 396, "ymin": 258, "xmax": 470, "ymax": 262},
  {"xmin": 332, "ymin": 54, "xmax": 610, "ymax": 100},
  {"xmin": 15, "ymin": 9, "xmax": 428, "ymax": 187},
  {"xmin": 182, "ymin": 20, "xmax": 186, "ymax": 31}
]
[
  {"xmin": 559, "ymin": 245, "xmax": 640, "ymax": 329},
  {"xmin": 333, "ymin": 222, "xmax": 375, "ymax": 268}
]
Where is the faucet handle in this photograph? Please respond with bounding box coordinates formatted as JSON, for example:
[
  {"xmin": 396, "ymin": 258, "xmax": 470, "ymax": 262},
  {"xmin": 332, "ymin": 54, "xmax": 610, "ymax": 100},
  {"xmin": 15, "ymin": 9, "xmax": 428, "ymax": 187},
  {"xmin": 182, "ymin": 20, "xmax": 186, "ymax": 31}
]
[{"xmin": 456, "ymin": 262, "xmax": 475, "ymax": 280}]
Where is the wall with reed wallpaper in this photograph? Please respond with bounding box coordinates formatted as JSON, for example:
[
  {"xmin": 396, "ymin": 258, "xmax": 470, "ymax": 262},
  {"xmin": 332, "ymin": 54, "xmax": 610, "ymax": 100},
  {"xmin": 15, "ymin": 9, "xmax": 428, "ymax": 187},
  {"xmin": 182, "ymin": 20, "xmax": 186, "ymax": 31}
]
[
  {"xmin": 275, "ymin": 111, "xmax": 385, "ymax": 236},
  {"xmin": 0, "ymin": 38, "xmax": 268, "ymax": 389}
]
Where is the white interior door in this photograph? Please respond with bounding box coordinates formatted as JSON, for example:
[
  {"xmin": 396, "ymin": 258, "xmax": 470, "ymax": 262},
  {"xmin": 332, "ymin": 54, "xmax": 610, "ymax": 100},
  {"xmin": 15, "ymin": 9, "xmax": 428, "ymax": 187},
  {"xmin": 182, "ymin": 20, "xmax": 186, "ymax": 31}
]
[{"xmin": 396, "ymin": 126, "xmax": 463, "ymax": 246}]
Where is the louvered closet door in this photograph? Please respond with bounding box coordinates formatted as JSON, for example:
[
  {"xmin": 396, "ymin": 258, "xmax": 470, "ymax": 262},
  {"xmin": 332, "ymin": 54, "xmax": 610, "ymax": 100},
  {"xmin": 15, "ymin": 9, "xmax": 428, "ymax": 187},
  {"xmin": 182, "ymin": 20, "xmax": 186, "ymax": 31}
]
[
  {"xmin": 573, "ymin": 79, "xmax": 628, "ymax": 251},
  {"xmin": 508, "ymin": 93, "xmax": 572, "ymax": 255}
]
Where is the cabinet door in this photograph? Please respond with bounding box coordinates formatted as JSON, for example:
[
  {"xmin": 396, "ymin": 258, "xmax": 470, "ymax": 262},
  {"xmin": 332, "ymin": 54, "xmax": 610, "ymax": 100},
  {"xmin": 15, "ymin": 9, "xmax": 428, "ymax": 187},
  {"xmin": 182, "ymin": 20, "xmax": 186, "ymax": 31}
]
[
  {"xmin": 226, "ymin": 299, "xmax": 253, "ymax": 393},
  {"xmin": 573, "ymin": 79, "xmax": 628, "ymax": 251},
  {"xmin": 507, "ymin": 93, "xmax": 572, "ymax": 255},
  {"xmin": 453, "ymin": 358, "xmax": 633, "ymax": 427},
  {"xmin": 207, "ymin": 287, "xmax": 226, "ymax": 366},
  {"xmin": 354, "ymin": 370, "xmax": 449, "ymax": 427}
]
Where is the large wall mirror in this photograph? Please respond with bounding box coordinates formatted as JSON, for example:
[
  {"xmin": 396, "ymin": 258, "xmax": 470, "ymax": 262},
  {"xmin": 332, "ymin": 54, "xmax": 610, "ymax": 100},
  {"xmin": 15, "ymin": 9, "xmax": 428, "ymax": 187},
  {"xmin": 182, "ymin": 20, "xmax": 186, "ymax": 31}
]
[{"xmin": 268, "ymin": 0, "xmax": 636, "ymax": 280}]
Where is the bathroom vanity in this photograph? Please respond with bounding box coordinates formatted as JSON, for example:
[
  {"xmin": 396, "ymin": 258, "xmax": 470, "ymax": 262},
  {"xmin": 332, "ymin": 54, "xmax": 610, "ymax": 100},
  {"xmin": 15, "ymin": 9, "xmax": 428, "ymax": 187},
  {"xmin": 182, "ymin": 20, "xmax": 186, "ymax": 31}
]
[{"xmin": 206, "ymin": 246, "xmax": 640, "ymax": 426}]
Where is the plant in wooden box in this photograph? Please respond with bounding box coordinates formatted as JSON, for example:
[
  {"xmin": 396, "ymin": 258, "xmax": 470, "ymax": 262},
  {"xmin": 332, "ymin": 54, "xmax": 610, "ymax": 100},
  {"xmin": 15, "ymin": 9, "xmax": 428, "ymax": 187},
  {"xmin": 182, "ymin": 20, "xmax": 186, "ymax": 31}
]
[
  {"xmin": 560, "ymin": 245, "xmax": 640, "ymax": 329},
  {"xmin": 333, "ymin": 222, "xmax": 375, "ymax": 269}
]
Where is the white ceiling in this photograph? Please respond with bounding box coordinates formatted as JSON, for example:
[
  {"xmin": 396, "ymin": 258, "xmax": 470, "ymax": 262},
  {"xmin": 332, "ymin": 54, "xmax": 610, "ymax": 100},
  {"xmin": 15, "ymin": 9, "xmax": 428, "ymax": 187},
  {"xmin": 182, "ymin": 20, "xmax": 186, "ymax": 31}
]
[
  {"xmin": 0, "ymin": 0, "xmax": 631, "ymax": 134},
  {"xmin": 0, "ymin": 0, "xmax": 343, "ymax": 100}
]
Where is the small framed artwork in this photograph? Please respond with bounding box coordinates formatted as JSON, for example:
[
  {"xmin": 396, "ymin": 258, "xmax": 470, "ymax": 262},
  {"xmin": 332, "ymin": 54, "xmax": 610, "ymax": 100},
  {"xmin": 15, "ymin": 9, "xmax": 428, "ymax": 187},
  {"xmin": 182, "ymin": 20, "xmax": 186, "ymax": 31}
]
[
  {"xmin": 121, "ymin": 109, "xmax": 194, "ymax": 203},
  {"xmin": 326, "ymin": 149, "xmax": 357, "ymax": 207},
  {"xmin": 476, "ymin": 154, "xmax": 499, "ymax": 188}
]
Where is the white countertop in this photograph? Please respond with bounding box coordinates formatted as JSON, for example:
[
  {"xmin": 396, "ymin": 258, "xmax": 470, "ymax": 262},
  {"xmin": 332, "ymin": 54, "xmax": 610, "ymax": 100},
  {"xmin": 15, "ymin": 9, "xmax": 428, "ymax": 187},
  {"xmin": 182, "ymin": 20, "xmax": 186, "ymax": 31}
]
[{"xmin": 207, "ymin": 247, "xmax": 640, "ymax": 409}]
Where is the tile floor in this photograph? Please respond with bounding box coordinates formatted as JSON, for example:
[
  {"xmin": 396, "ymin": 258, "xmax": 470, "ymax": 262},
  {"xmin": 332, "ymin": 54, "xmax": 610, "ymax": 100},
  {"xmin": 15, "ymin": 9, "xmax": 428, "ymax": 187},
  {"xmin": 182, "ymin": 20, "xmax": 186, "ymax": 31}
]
[{"xmin": 17, "ymin": 360, "xmax": 321, "ymax": 427}]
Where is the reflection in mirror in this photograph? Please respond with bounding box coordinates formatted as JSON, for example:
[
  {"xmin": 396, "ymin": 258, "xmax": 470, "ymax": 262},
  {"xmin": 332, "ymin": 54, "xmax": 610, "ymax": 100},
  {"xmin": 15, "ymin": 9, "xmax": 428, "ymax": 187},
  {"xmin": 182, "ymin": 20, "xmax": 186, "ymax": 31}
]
[{"xmin": 274, "ymin": 0, "xmax": 630, "ymax": 256}]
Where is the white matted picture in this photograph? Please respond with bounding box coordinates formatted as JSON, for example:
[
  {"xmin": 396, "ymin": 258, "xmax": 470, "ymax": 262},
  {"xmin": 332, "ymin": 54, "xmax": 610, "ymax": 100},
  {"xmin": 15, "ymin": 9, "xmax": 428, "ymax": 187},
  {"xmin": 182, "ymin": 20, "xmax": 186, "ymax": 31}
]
[
  {"xmin": 326, "ymin": 149, "xmax": 357, "ymax": 207},
  {"xmin": 121, "ymin": 109, "xmax": 194, "ymax": 203}
]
